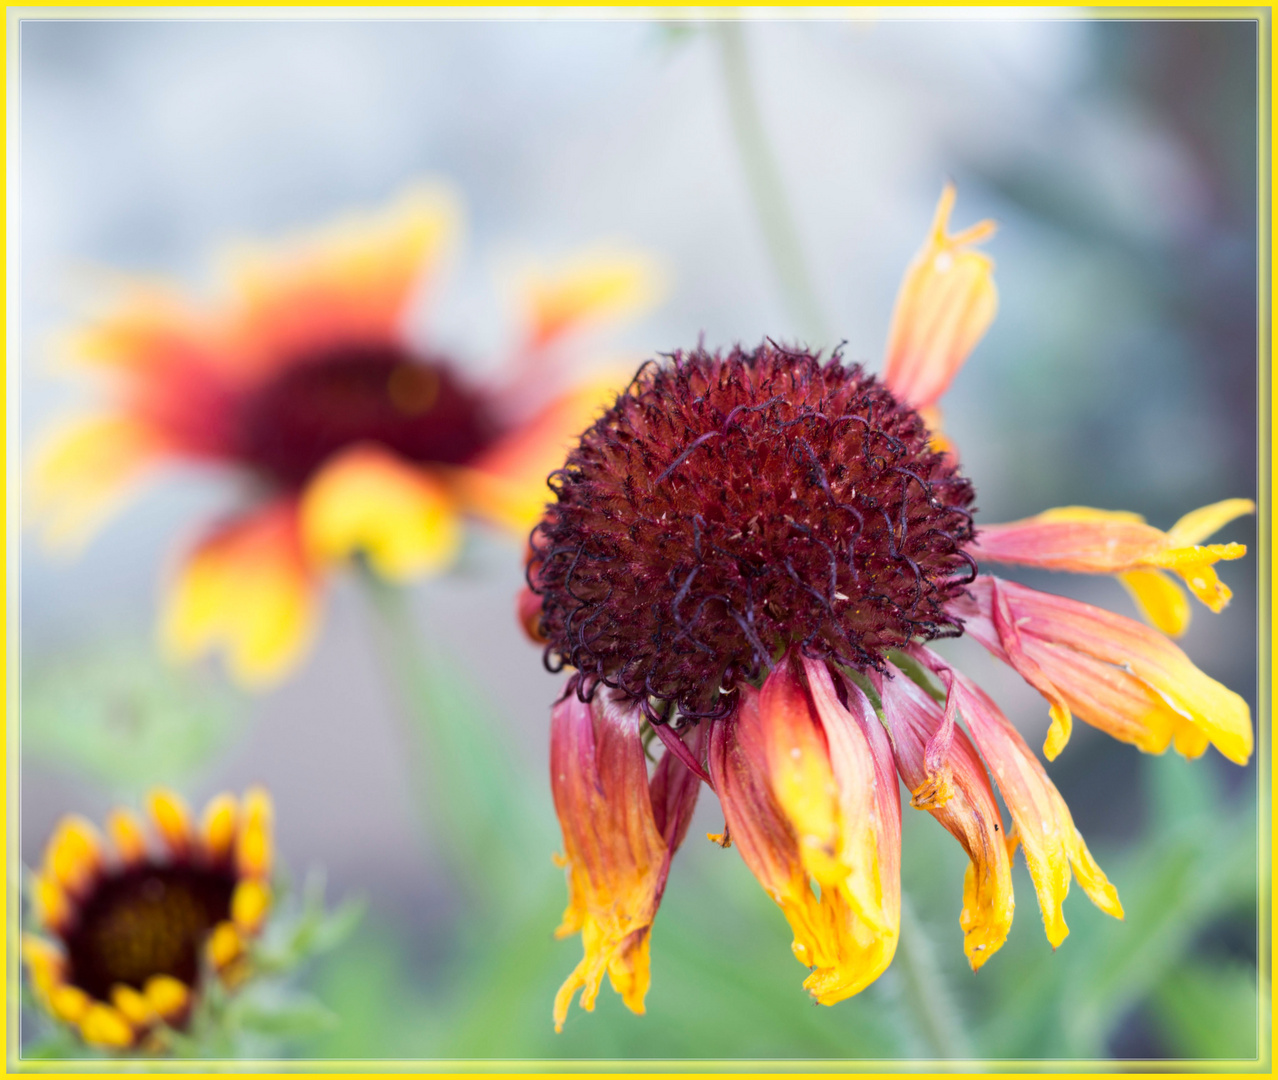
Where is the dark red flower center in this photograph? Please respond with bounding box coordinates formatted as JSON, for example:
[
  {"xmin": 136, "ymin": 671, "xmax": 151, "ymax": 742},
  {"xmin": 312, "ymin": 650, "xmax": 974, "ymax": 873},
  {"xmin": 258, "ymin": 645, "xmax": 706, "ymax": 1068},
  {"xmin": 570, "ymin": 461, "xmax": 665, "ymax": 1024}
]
[
  {"xmin": 61, "ymin": 865, "xmax": 235, "ymax": 1000},
  {"xmin": 236, "ymin": 345, "xmax": 500, "ymax": 489},
  {"xmin": 530, "ymin": 342, "xmax": 977, "ymax": 720}
]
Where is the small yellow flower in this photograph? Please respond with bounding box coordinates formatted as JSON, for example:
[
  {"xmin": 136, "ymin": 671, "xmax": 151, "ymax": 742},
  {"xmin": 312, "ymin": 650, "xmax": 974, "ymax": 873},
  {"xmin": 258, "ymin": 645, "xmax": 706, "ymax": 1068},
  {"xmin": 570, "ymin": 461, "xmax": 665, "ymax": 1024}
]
[{"xmin": 23, "ymin": 787, "xmax": 275, "ymax": 1051}]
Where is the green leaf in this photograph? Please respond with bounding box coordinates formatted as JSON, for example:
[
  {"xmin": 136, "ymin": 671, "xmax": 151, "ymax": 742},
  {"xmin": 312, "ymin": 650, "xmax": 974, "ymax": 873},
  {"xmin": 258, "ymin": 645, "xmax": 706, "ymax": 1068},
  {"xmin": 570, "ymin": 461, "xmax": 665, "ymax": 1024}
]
[{"xmin": 229, "ymin": 990, "xmax": 338, "ymax": 1038}]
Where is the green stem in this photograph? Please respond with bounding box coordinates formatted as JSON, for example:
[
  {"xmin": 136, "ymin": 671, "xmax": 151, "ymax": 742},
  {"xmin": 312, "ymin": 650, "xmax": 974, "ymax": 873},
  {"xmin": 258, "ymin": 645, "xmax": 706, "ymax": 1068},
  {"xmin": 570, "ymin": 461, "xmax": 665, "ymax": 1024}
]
[
  {"xmin": 714, "ymin": 20, "xmax": 829, "ymax": 344},
  {"xmin": 896, "ymin": 894, "xmax": 972, "ymax": 1060},
  {"xmin": 359, "ymin": 570, "xmax": 547, "ymax": 903}
]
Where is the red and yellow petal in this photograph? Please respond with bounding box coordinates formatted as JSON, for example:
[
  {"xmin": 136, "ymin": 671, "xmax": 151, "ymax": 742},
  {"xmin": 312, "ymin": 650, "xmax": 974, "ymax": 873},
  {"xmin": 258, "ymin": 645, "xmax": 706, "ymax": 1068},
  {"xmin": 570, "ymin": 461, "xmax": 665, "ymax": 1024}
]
[
  {"xmin": 298, "ymin": 444, "xmax": 460, "ymax": 582},
  {"xmin": 877, "ymin": 666, "xmax": 1014, "ymax": 970},
  {"xmin": 957, "ymin": 576, "xmax": 1252, "ymax": 765},
  {"xmin": 709, "ymin": 655, "xmax": 900, "ymax": 1005},
  {"xmin": 160, "ymin": 500, "xmax": 319, "ymax": 689},
  {"xmin": 225, "ymin": 185, "xmax": 460, "ymax": 378},
  {"xmin": 970, "ymin": 500, "xmax": 1253, "ymax": 633},
  {"xmin": 549, "ymin": 688, "xmax": 675, "ymax": 1032},
  {"xmin": 914, "ymin": 647, "xmax": 1122, "ymax": 948},
  {"xmin": 882, "ymin": 183, "xmax": 997, "ymax": 410}
]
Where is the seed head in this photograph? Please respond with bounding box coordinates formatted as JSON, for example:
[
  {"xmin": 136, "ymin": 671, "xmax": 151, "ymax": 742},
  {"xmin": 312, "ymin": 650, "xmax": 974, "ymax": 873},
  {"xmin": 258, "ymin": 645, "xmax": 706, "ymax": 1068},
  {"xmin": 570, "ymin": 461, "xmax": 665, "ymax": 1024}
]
[{"xmin": 530, "ymin": 342, "xmax": 977, "ymax": 719}]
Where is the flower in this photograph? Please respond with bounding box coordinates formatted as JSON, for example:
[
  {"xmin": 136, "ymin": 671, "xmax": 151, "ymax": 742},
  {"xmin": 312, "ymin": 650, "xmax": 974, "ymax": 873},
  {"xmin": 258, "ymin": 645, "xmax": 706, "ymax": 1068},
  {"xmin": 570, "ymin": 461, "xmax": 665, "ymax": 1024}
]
[
  {"xmin": 30, "ymin": 186, "xmax": 658, "ymax": 687},
  {"xmin": 523, "ymin": 184, "xmax": 1252, "ymax": 1026},
  {"xmin": 23, "ymin": 787, "xmax": 274, "ymax": 1051}
]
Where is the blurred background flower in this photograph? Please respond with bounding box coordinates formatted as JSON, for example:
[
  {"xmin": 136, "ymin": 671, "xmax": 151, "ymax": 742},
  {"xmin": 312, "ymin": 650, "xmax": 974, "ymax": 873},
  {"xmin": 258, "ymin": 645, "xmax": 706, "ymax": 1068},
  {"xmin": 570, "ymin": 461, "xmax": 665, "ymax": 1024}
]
[{"xmin": 19, "ymin": 15, "xmax": 1259, "ymax": 1061}]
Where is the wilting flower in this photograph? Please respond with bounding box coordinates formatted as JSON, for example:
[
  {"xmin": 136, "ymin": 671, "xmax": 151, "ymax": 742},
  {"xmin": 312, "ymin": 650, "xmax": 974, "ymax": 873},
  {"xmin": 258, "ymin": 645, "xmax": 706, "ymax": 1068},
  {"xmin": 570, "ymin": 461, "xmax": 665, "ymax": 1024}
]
[
  {"xmin": 523, "ymin": 185, "xmax": 1253, "ymax": 1027},
  {"xmin": 30, "ymin": 186, "xmax": 657, "ymax": 687},
  {"xmin": 24, "ymin": 788, "xmax": 274, "ymax": 1051}
]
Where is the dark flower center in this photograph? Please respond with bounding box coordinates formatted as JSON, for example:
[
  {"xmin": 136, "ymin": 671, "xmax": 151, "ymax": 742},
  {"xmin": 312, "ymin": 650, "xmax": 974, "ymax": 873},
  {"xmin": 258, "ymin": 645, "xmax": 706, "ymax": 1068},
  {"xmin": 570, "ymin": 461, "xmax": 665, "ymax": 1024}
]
[
  {"xmin": 236, "ymin": 345, "xmax": 499, "ymax": 489},
  {"xmin": 530, "ymin": 342, "xmax": 977, "ymax": 720},
  {"xmin": 62, "ymin": 865, "xmax": 235, "ymax": 1000}
]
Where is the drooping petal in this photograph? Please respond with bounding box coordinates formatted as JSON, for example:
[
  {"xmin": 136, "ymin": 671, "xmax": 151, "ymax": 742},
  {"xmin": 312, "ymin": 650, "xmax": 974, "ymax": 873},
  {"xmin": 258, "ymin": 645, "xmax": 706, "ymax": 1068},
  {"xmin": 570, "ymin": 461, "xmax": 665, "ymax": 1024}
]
[
  {"xmin": 160, "ymin": 500, "xmax": 319, "ymax": 689},
  {"xmin": 298, "ymin": 444, "xmax": 461, "ymax": 582},
  {"xmin": 27, "ymin": 413, "xmax": 171, "ymax": 552},
  {"xmin": 520, "ymin": 254, "xmax": 663, "ymax": 349},
  {"xmin": 452, "ymin": 371, "xmax": 630, "ymax": 535},
  {"xmin": 708, "ymin": 654, "xmax": 900, "ymax": 1005},
  {"xmin": 913, "ymin": 647, "xmax": 1122, "ymax": 948},
  {"xmin": 876, "ymin": 666, "xmax": 1015, "ymax": 969},
  {"xmin": 225, "ymin": 185, "xmax": 461, "ymax": 377},
  {"xmin": 550, "ymin": 688, "xmax": 677, "ymax": 1032},
  {"xmin": 969, "ymin": 501, "xmax": 1253, "ymax": 633},
  {"xmin": 882, "ymin": 183, "xmax": 998, "ymax": 409},
  {"xmin": 955, "ymin": 576, "xmax": 1253, "ymax": 765}
]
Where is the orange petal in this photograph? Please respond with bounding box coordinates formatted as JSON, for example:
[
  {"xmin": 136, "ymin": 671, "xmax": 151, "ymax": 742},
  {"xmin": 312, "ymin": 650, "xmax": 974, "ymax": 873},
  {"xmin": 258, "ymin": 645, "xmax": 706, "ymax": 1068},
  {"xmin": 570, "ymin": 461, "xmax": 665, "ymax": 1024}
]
[
  {"xmin": 299, "ymin": 444, "xmax": 460, "ymax": 581},
  {"xmin": 160, "ymin": 500, "xmax": 319, "ymax": 689},
  {"xmin": 550, "ymin": 689, "xmax": 668, "ymax": 1032},
  {"xmin": 882, "ymin": 182, "xmax": 997, "ymax": 409},
  {"xmin": 877, "ymin": 666, "xmax": 1014, "ymax": 969},
  {"xmin": 914, "ymin": 646, "xmax": 1121, "ymax": 948}
]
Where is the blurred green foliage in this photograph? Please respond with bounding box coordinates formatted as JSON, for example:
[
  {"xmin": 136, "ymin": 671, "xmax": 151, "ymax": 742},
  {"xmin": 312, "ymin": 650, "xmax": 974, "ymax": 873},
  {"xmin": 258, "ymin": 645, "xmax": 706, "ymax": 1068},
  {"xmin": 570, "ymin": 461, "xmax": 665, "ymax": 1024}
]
[{"xmin": 22, "ymin": 639, "xmax": 245, "ymax": 796}]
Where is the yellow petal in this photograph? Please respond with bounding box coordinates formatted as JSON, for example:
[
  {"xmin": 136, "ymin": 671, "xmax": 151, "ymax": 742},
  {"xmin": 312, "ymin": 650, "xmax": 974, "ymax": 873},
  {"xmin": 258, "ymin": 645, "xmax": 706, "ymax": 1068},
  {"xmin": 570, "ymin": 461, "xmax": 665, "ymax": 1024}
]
[
  {"xmin": 49, "ymin": 983, "xmax": 91, "ymax": 1024},
  {"xmin": 200, "ymin": 792, "xmax": 239, "ymax": 863},
  {"xmin": 30, "ymin": 872, "xmax": 71, "ymax": 932},
  {"xmin": 110, "ymin": 984, "xmax": 156, "ymax": 1028},
  {"xmin": 1118, "ymin": 569, "xmax": 1192, "ymax": 637},
  {"xmin": 1166, "ymin": 497, "xmax": 1255, "ymax": 547},
  {"xmin": 207, "ymin": 920, "xmax": 245, "ymax": 970},
  {"xmin": 22, "ymin": 935, "xmax": 66, "ymax": 1002},
  {"xmin": 28, "ymin": 413, "xmax": 167, "ymax": 553},
  {"xmin": 146, "ymin": 789, "xmax": 192, "ymax": 856},
  {"xmin": 79, "ymin": 1003, "xmax": 134, "ymax": 1048},
  {"xmin": 521, "ymin": 253, "xmax": 663, "ymax": 347},
  {"xmin": 882, "ymin": 183, "xmax": 997, "ymax": 409},
  {"xmin": 299, "ymin": 444, "xmax": 460, "ymax": 581},
  {"xmin": 235, "ymin": 786, "xmax": 274, "ymax": 880},
  {"xmin": 106, "ymin": 809, "xmax": 149, "ymax": 866},
  {"xmin": 44, "ymin": 816, "xmax": 103, "ymax": 894},
  {"xmin": 160, "ymin": 501, "xmax": 318, "ymax": 689},
  {"xmin": 143, "ymin": 974, "xmax": 190, "ymax": 1022},
  {"xmin": 232, "ymin": 879, "xmax": 272, "ymax": 934}
]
